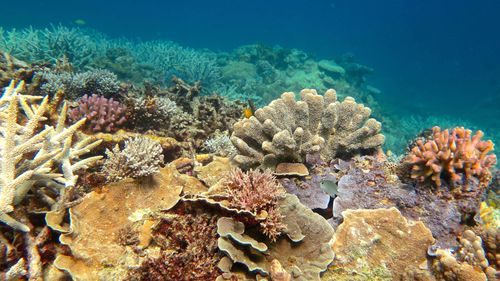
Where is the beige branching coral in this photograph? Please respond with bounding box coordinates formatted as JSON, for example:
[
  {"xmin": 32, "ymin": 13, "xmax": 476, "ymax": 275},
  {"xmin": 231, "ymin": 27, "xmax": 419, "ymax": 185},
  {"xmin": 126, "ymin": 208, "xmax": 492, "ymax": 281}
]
[
  {"xmin": 230, "ymin": 89, "xmax": 384, "ymax": 168},
  {"xmin": 0, "ymin": 80, "xmax": 102, "ymax": 231},
  {"xmin": 406, "ymin": 126, "xmax": 497, "ymax": 188}
]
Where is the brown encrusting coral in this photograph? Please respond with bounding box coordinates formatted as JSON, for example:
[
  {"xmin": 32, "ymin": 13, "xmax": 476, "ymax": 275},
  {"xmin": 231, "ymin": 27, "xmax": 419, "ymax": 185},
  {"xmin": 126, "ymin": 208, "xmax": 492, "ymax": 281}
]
[
  {"xmin": 405, "ymin": 126, "xmax": 497, "ymax": 189},
  {"xmin": 231, "ymin": 89, "xmax": 384, "ymax": 169}
]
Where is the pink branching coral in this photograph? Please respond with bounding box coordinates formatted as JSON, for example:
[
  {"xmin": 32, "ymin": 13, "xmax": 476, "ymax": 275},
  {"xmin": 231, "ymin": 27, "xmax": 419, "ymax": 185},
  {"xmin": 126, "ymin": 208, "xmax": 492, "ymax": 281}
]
[
  {"xmin": 406, "ymin": 126, "xmax": 497, "ymax": 189},
  {"xmin": 223, "ymin": 169, "xmax": 286, "ymax": 241},
  {"xmin": 68, "ymin": 94, "xmax": 127, "ymax": 133}
]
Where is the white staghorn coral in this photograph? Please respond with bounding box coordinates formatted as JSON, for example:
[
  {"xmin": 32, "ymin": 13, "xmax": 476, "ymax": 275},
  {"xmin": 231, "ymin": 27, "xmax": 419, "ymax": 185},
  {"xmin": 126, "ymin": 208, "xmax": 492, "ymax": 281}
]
[{"xmin": 0, "ymin": 80, "xmax": 102, "ymax": 231}]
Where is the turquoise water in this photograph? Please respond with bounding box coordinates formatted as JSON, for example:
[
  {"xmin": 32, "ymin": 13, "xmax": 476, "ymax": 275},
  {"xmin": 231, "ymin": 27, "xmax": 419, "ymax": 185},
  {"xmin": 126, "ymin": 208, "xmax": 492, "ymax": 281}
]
[{"xmin": 1, "ymin": 0, "xmax": 499, "ymax": 154}]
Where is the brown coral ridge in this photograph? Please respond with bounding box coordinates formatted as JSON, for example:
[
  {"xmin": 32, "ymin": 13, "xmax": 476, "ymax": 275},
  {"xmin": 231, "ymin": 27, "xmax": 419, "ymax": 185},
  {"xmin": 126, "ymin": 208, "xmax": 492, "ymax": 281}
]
[
  {"xmin": 231, "ymin": 89, "xmax": 384, "ymax": 169},
  {"xmin": 125, "ymin": 78, "xmax": 244, "ymax": 151},
  {"xmin": 406, "ymin": 126, "xmax": 497, "ymax": 190}
]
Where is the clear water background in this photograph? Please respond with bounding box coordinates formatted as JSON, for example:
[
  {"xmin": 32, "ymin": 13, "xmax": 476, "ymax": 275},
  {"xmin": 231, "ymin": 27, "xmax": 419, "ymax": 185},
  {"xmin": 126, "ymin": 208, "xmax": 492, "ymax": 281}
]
[{"xmin": 2, "ymin": 0, "xmax": 499, "ymax": 144}]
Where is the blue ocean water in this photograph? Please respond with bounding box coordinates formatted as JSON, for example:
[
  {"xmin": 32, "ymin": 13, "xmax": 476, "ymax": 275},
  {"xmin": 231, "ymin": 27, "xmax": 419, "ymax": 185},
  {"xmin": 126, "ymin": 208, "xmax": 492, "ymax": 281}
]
[{"xmin": 2, "ymin": 0, "xmax": 499, "ymax": 146}]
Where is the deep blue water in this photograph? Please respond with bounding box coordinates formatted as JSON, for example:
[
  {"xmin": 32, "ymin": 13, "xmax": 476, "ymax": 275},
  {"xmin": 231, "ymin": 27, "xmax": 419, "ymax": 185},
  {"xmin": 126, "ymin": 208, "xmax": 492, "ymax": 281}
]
[{"xmin": 2, "ymin": 0, "xmax": 500, "ymax": 127}]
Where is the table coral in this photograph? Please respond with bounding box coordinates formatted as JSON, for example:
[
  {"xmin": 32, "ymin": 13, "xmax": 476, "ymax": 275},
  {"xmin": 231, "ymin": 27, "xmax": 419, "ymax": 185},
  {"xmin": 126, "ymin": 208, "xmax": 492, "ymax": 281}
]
[
  {"xmin": 405, "ymin": 126, "xmax": 497, "ymax": 190},
  {"xmin": 217, "ymin": 194, "xmax": 334, "ymax": 281},
  {"xmin": 231, "ymin": 89, "xmax": 384, "ymax": 169},
  {"xmin": 54, "ymin": 165, "xmax": 185, "ymax": 280}
]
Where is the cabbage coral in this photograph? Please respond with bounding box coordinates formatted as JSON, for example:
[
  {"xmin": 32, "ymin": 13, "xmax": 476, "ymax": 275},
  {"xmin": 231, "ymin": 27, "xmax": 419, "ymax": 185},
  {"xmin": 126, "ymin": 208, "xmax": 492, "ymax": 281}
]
[{"xmin": 406, "ymin": 126, "xmax": 497, "ymax": 189}]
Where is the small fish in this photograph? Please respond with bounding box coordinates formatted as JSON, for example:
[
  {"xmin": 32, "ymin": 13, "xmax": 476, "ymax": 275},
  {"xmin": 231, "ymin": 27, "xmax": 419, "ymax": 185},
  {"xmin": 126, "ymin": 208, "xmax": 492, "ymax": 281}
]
[
  {"xmin": 320, "ymin": 178, "xmax": 338, "ymax": 197},
  {"xmin": 74, "ymin": 19, "xmax": 87, "ymax": 26},
  {"xmin": 243, "ymin": 107, "xmax": 253, "ymax": 118},
  {"xmin": 243, "ymin": 99, "xmax": 256, "ymax": 118}
]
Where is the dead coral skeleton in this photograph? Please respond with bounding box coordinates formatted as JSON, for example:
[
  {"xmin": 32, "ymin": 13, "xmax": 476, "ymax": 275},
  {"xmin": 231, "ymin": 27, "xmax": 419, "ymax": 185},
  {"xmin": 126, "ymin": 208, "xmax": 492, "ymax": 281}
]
[{"xmin": 0, "ymin": 80, "xmax": 102, "ymax": 232}]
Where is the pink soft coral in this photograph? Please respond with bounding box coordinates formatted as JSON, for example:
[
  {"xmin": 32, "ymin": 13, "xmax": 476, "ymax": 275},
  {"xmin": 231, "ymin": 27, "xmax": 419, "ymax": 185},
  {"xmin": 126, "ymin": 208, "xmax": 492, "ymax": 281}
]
[
  {"xmin": 223, "ymin": 168, "xmax": 286, "ymax": 241},
  {"xmin": 406, "ymin": 126, "xmax": 497, "ymax": 189}
]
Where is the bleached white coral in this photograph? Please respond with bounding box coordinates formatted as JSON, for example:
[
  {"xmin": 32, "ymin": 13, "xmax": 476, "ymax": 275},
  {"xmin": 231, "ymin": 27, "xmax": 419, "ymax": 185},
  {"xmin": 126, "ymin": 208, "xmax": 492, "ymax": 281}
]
[
  {"xmin": 0, "ymin": 81, "xmax": 102, "ymax": 231},
  {"xmin": 102, "ymin": 137, "xmax": 164, "ymax": 182}
]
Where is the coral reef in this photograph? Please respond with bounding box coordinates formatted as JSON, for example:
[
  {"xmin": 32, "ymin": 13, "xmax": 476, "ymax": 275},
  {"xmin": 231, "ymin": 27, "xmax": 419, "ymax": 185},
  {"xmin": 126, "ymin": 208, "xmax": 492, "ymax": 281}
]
[
  {"xmin": 231, "ymin": 89, "xmax": 384, "ymax": 169},
  {"xmin": 203, "ymin": 130, "xmax": 237, "ymax": 157},
  {"xmin": 68, "ymin": 94, "xmax": 127, "ymax": 133},
  {"xmin": 102, "ymin": 137, "xmax": 164, "ymax": 182},
  {"xmin": 216, "ymin": 194, "xmax": 335, "ymax": 281},
  {"xmin": 405, "ymin": 126, "xmax": 497, "ymax": 189},
  {"xmin": 130, "ymin": 210, "xmax": 221, "ymax": 281}
]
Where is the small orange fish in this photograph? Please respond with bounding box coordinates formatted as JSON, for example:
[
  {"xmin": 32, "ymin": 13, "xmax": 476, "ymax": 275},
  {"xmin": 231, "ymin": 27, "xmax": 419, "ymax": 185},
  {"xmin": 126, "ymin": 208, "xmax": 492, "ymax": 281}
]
[
  {"xmin": 243, "ymin": 107, "xmax": 253, "ymax": 118},
  {"xmin": 244, "ymin": 99, "xmax": 256, "ymax": 118}
]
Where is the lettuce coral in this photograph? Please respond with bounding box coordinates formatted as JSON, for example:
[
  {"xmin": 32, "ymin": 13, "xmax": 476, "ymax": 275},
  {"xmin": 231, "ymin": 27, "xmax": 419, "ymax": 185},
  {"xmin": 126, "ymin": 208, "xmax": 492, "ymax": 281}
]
[{"xmin": 405, "ymin": 126, "xmax": 497, "ymax": 189}]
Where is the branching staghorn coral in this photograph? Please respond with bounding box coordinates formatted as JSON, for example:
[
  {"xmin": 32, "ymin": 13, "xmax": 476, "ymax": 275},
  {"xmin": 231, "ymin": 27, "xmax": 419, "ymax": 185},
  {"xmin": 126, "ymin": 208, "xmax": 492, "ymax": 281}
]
[
  {"xmin": 0, "ymin": 25, "xmax": 104, "ymax": 69},
  {"xmin": 38, "ymin": 68, "xmax": 121, "ymax": 99},
  {"xmin": 102, "ymin": 137, "xmax": 164, "ymax": 182},
  {"xmin": 405, "ymin": 126, "xmax": 497, "ymax": 189},
  {"xmin": 0, "ymin": 81, "xmax": 102, "ymax": 231},
  {"xmin": 231, "ymin": 89, "xmax": 385, "ymax": 168}
]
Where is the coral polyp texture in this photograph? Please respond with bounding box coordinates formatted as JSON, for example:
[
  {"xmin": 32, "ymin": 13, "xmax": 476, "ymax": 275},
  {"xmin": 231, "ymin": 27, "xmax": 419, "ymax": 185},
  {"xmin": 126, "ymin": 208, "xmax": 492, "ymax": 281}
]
[
  {"xmin": 230, "ymin": 89, "xmax": 385, "ymax": 168},
  {"xmin": 222, "ymin": 168, "xmax": 286, "ymax": 241},
  {"xmin": 68, "ymin": 94, "xmax": 127, "ymax": 133},
  {"xmin": 406, "ymin": 126, "xmax": 497, "ymax": 189}
]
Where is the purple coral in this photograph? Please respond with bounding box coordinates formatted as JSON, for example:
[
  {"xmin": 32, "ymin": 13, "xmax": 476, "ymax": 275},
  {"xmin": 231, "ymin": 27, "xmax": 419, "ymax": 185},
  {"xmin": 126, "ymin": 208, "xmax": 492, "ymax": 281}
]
[{"xmin": 69, "ymin": 94, "xmax": 127, "ymax": 133}]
